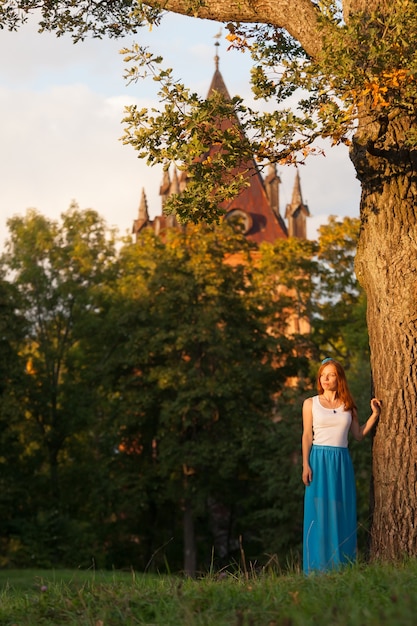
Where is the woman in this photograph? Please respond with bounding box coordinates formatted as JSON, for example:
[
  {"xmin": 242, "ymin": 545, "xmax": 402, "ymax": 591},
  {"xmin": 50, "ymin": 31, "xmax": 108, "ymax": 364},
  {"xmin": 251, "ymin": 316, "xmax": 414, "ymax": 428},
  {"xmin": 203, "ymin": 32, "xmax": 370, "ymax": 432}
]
[{"xmin": 302, "ymin": 358, "xmax": 381, "ymax": 575}]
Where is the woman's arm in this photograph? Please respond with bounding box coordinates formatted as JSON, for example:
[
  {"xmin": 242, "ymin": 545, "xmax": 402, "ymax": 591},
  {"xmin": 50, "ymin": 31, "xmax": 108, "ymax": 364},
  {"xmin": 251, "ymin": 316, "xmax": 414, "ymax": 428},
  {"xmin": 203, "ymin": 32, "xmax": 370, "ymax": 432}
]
[
  {"xmin": 302, "ymin": 397, "xmax": 313, "ymax": 486},
  {"xmin": 350, "ymin": 398, "xmax": 382, "ymax": 442}
]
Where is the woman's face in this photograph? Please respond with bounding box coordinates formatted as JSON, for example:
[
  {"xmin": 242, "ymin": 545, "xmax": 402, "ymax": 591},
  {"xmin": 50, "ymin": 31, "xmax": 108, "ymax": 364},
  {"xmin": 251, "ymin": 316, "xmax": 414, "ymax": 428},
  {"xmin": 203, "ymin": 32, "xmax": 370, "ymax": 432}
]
[{"xmin": 320, "ymin": 364, "xmax": 338, "ymax": 391}]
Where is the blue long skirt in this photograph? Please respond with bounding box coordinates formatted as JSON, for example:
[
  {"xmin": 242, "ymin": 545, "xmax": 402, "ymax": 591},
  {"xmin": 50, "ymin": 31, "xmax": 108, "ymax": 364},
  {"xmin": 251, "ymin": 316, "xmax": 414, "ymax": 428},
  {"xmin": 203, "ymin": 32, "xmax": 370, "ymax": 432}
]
[{"xmin": 303, "ymin": 445, "xmax": 357, "ymax": 575}]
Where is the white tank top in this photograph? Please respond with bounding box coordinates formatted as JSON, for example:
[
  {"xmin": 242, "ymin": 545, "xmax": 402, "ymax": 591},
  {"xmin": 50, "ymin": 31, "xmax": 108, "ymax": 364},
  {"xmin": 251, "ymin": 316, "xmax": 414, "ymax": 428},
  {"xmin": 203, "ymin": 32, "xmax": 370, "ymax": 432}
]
[{"xmin": 312, "ymin": 395, "xmax": 352, "ymax": 448}]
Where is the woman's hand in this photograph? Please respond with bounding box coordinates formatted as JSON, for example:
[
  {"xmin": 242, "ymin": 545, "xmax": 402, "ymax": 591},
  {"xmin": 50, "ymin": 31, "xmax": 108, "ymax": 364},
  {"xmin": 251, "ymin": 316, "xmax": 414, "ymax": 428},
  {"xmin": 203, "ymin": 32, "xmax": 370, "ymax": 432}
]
[
  {"xmin": 371, "ymin": 398, "xmax": 382, "ymax": 416},
  {"xmin": 302, "ymin": 465, "xmax": 312, "ymax": 486}
]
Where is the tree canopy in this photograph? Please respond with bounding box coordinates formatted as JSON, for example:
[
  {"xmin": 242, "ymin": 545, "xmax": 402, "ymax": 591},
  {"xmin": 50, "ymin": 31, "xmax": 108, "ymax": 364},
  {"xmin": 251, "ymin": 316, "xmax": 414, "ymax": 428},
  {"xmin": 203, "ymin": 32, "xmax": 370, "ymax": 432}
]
[{"xmin": 0, "ymin": 208, "xmax": 367, "ymax": 571}]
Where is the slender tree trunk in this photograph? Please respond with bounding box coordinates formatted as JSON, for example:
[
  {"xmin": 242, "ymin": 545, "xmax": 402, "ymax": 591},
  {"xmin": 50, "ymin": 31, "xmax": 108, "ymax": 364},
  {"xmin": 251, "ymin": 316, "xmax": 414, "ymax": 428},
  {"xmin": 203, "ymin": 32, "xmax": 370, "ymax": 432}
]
[
  {"xmin": 183, "ymin": 497, "xmax": 196, "ymax": 577},
  {"xmin": 48, "ymin": 445, "xmax": 61, "ymax": 502},
  {"xmin": 353, "ymin": 111, "xmax": 417, "ymax": 559}
]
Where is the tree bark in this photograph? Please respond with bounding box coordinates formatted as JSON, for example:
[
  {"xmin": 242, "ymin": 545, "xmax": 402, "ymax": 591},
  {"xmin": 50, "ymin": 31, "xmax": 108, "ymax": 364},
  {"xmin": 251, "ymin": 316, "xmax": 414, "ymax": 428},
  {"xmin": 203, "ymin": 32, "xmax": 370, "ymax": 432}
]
[{"xmin": 353, "ymin": 111, "xmax": 417, "ymax": 559}]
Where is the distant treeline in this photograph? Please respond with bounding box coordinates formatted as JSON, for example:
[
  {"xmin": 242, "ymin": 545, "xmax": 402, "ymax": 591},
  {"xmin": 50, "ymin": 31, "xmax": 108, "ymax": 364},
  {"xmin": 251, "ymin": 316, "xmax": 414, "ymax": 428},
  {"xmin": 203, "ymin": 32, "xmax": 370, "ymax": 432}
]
[{"xmin": 0, "ymin": 207, "xmax": 371, "ymax": 575}]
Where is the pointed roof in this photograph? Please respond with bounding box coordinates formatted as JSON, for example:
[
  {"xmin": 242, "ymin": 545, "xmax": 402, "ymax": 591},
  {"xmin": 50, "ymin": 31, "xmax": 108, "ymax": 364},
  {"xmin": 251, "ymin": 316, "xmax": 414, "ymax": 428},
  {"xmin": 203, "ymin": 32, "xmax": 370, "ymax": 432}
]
[
  {"xmin": 204, "ymin": 44, "xmax": 287, "ymax": 243},
  {"xmin": 207, "ymin": 42, "xmax": 231, "ymax": 99},
  {"xmin": 285, "ymin": 170, "xmax": 310, "ymax": 218},
  {"xmin": 290, "ymin": 170, "xmax": 303, "ymax": 209},
  {"xmin": 138, "ymin": 188, "xmax": 149, "ymax": 221},
  {"xmin": 285, "ymin": 171, "xmax": 310, "ymax": 238},
  {"xmin": 132, "ymin": 188, "xmax": 150, "ymax": 237}
]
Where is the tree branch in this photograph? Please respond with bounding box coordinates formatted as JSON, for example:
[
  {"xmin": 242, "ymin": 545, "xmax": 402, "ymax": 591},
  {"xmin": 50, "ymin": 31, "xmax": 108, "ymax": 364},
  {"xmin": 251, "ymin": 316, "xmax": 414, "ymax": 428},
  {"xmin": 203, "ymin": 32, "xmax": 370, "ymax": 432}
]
[{"xmin": 148, "ymin": 0, "xmax": 327, "ymax": 58}]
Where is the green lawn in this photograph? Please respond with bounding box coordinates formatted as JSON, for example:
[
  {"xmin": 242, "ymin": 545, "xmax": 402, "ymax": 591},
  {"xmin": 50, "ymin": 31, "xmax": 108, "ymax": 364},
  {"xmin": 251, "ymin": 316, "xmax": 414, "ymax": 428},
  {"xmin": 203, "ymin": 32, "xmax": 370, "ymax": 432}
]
[{"xmin": 0, "ymin": 560, "xmax": 416, "ymax": 625}]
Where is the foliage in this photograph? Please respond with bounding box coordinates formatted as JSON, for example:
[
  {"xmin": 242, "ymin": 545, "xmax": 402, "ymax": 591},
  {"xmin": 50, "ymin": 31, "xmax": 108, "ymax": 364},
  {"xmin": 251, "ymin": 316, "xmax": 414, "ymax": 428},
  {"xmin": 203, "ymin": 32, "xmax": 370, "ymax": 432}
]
[
  {"xmin": 245, "ymin": 384, "xmax": 307, "ymax": 566},
  {"xmin": 235, "ymin": 0, "xmax": 417, "ymax": 146},
  {"xmin": 0, "ymin": 205, "xmax": 119, "ymax": 566},
  {"xmin": 0, "ymin": 277, "xmax": 29, "ymax": 568},
  {"xmin": 120, "ymin": 0, "xmax": 417, "ymax": 223},
  {"xmin": 122, "ymin": 46, "xmax": 256, "ymax": 224},
  {"xmin": 0, "ymin": 0, "xmax": 144, "ymax": 40},
  {"xmin": 312, "ymin": 215, "xmax": 366, "ymax": 367},
  {"xmin": 120, "ymin": 41, "xmax": 319, "ymax": 222},
  {"xmin": 102, "ymin": 223, "xmax": 303, "ymax": 572},
  {"xmin": 0, "ymin": 209, "xmax": 371, "ymax": 571},
  {"xmin": 256, "ymin": 236, "xmax": 317, "ymax": 346}
]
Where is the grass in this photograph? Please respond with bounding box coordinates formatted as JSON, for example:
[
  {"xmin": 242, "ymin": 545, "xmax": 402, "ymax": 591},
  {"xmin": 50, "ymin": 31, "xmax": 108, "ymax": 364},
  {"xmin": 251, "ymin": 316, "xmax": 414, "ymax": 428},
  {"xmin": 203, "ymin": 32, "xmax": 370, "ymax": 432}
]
[{"xmin": 0, "ymin": 560, "xmax": 417, "ymax": 625}]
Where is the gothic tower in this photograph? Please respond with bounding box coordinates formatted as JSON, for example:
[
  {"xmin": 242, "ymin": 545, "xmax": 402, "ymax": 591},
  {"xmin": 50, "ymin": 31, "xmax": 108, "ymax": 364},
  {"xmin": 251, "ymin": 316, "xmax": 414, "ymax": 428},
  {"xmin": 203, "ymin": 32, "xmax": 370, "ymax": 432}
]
[{"xmin": 285, "ymin": 170, "xmax": 310, "ymax": 239}]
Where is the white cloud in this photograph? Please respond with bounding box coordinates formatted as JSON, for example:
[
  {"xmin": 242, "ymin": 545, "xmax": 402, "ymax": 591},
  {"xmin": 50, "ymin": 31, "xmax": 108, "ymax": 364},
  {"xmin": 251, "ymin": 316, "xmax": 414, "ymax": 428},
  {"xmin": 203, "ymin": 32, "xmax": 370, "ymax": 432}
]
[{"xmin": 0, "ymin": 83, "xmax": 163, "ymax": 244}]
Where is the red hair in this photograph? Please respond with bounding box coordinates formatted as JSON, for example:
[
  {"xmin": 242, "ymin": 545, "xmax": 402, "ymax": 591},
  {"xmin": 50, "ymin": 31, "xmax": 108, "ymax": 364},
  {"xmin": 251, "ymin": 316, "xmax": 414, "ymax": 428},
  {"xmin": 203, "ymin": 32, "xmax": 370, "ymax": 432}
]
[{"xmin": 317, "ymin": 359, "xmax": 357, "ymax": 412}]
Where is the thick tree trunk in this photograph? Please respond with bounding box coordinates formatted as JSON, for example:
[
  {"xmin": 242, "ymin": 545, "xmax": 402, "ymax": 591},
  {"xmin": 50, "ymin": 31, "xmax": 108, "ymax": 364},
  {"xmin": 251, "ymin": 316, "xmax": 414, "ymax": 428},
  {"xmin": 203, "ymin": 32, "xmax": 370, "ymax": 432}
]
[{"xmin": 353, "ymin": 111, "xmax": 417, "ymax": 559}]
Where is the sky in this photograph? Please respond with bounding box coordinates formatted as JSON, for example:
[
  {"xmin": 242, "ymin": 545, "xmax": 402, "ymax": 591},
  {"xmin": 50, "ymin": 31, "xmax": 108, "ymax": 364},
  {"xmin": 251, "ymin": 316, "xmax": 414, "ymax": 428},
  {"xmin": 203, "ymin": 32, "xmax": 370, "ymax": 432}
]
[{"xmin": 0, "ymin": 11, "xmax": 362, "ymax": 249}]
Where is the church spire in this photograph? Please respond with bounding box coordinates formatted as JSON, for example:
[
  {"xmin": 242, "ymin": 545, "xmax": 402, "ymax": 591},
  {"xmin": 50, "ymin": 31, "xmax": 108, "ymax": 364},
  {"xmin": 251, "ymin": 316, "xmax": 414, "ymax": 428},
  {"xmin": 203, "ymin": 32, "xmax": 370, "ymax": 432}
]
[
  {"xmin": 285, "ymin": 170, "xmax": 310, "ymax": 239},
  {"xmin": 138, "ymin": 188, "xmax": 149, "ymax": 222},
  {"xmin": 132, "ymin": 188, "xmax": 150, "ymax": 241},
  {"xmin": 291, "ymin": 170, "xmax": 303, "ymax": 208},
  {"xmin": 207, "ymin": 36, "xmax": 231, "ymax": 100}
]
